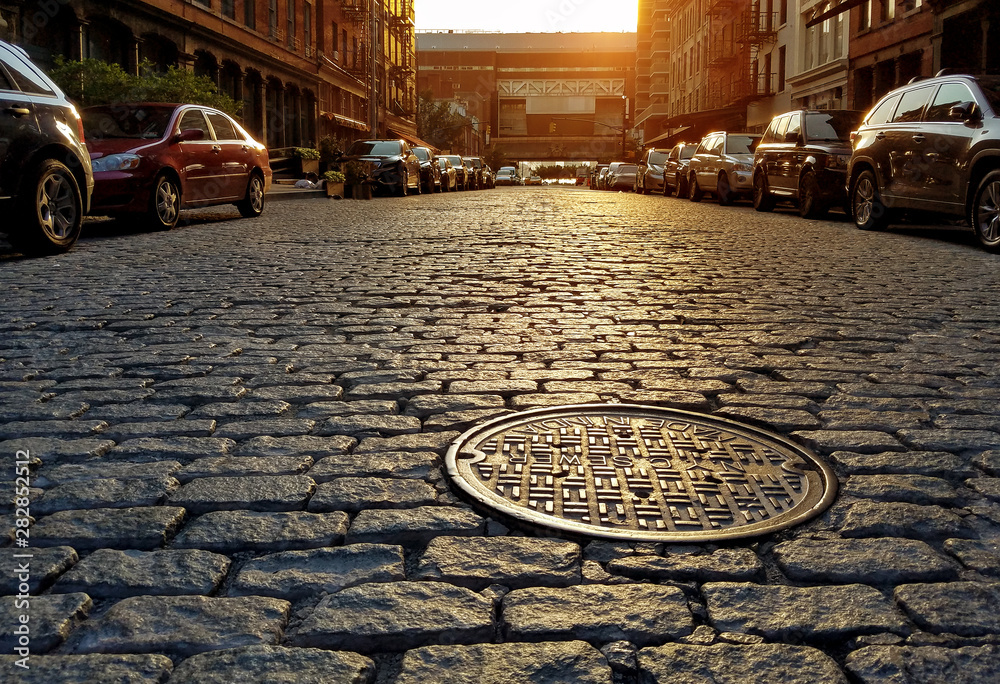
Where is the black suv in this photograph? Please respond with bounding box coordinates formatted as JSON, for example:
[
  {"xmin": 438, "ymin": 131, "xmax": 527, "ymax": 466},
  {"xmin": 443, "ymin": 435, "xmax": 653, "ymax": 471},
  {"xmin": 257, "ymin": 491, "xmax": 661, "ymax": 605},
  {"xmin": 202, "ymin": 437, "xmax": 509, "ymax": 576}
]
[
  {"xmin": 847, "ymin": 73, "xmax": 1000, "ymax": 251},
  {"xmin": 0, "ymin": 40, "xmax": 93, "ymax": 254},
  {"xmin": 753, "ymin": 109, "xmax": 864, "ymax": 218}
]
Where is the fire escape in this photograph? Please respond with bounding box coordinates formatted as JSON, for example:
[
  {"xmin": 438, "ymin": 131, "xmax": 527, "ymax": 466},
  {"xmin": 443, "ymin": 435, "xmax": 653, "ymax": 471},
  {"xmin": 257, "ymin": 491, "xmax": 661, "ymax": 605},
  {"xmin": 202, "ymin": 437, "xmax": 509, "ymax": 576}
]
[
  {"xmin": 705, "ymin": 1, "xmax": 778, "ymax": 110},
  {"xmin": 341, "ymin": 0, "xmax": 370, "ymax": 81},
  {"xmin": 387, "ymin": 0, "xmax": 415, "ymax": 117},
  {"xmin": 736, "ymin": 5, "xmax": 778, "ymax": 100}
]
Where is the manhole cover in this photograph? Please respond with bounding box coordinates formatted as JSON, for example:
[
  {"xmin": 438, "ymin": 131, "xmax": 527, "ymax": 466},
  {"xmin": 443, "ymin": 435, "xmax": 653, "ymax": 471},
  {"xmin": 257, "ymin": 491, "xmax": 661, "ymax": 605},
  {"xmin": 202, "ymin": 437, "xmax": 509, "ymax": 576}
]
[{"xmin": 446, "ymin": 404, "xmax": 837, "ymax": 542}]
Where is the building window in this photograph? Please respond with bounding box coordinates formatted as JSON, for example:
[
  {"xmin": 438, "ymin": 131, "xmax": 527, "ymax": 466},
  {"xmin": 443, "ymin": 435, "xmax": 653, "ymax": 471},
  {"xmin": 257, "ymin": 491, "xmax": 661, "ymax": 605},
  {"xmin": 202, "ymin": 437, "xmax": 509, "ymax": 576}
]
[
  {"xmin": 268, "ymin": 0, "xmax": 277, "ymax": 39},
  {"xmin": 332, "ymin": 21, "xmax": 338, "ymax": 55},
  {"xmin": 777, "ymin": 45, "xmax": 786, "ymax": 91},
  {"xmin": 342, "ymin": 30, "xmax": 348, "ymax": 63},
  {"xmin": 245, "ymin": 0, "xmax": 256, "ymax": 29},
  {"xmin": 287, "ymin": 0, "xmax": 296, "ymax": 48},
  {"xmin": 859, "ymin": 0, "xmax": 871, "ymax": 30},
  {"xmin": 194, "ymin": 0, "xmax": 211, "ymax": 6},
  {"xmin": 779, "ymin": 0, "xmax": 787, "ymax": 25},
  {"xmin": 353, "ymin": 36, "xmax": 359, "ymax": 68},
  {"xmin": 221, "ymin": 0, "xmax": 234, "ymax": 18},
  {"xmin": 304, "ymin": 3, "xmax": 312, "ymax": 56}
]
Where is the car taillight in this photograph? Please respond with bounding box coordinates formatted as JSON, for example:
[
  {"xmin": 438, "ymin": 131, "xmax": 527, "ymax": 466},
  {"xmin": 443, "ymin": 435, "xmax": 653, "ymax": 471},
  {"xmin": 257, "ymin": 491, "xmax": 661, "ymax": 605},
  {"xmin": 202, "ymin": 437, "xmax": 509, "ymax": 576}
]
[
  {"xmin": 70, "ymin": 105, "xmax": 85, "ymax": 143},
  {"xmin": 849, "ymin": 130, "xmax": 858, "ymax": 146}
]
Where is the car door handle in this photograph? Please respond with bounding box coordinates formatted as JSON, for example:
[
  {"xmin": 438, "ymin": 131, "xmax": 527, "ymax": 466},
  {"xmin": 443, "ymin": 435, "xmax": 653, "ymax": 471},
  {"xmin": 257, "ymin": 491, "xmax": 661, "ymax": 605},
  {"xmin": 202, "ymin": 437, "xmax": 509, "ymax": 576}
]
[
  {"xmin": 211, "ymin": 145, "xmax": 222, "ymax": 153},
  {"xmin": 875, "ymin": 132, "xmax": 886, "ymax": 140},
  {"xmin": 912, "ymin": 134, "xmax": 926, "ymax": 143},
  {"xmin": 4, "ymin": 106, "xmax": 31, "ymax": 117}
]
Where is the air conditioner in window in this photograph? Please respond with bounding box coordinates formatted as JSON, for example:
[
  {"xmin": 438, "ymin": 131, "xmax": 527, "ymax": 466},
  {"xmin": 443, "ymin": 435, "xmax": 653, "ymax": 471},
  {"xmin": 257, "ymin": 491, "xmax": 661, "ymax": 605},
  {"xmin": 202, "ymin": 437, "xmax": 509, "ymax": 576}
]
[{"xmin": 333, "ymin": 51, "xmax": 340, "ymax": 61}]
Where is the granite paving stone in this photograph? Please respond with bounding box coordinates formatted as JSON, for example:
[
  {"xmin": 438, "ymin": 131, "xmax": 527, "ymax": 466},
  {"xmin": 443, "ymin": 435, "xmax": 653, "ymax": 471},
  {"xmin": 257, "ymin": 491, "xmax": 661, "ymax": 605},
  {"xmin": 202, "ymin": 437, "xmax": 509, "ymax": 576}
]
[
  {"xmin": 229, "ymin": 544, "xmax": 405, "ymax": 599},
  {"xmin": 34, "ymin": 460, "xmax": 183, "ymax": 487},
  {"xmin": 99, "ymin": 420, "xmax": 217, "ymax": 440},
  {"xmin": 607, "ymin": 548, "xmax": 765, "ymax": 583},
  {"xmin": 32, "ymin": 476, "xmax": 180, "ymax": 515},
  {"xmin": 829, "ymin": 451, "xmax": 976, "ymax": 478},
  {"xmin": 0, "ymin": 654, "xmax": 173, "ymax": 683},
  {"xmin": 30, "ymin": 507, "xmax": 187, "ymax": 551},
  {"xmin": 403, "ymin": 394, "xmax": 505, "ymax": 417},
  {"xmin": 354, "ymin": 431, "xmax": 460, "ymax": 453},
  {"xmin": 346, "ymin": 507, "xmax": 485, "ymax": 545},
  {"xmin": 416, "ymin": 536, "xmax": 581, "ymax": 590},
  {"xmin": 714, "ymin": 406, "xmax": 821, "ymax": 431},
  {"xmin": 703, "ymin": 582, "xmax": 911, "ymax": 641},
  {"xmin": 966, "ymin": 477, "xmax": 1000, "ymax": 502},
  {"xmin": 248, "ymin": 384, "xmax": 346, "ymax": 402},
  {"xmin": 639, "ymin": 643, "xmax": 848, "ymax": 684},
  {"xmin": 0, "ymin": 546, "xmax": 77, "ymax": 595},
  {"xmin": 897, "ymin": 429, "xmax": 1000, "ymax": 452},
  {"xmin": 170, "ymin": 510, "xmax": 349, "ymax": 552},
  {"xmin": 894, "ymin": 581, "xmax": 1000, "ymax": 636},
  {"xmin": 842, "ymin": 475, "xmax": 962, "ymax": 506},
  {"xmin": 308, "ymin": 452, "xmax": 441, "ymax": 482},
  {"xmin": 51, "ymin": 548, "xmax": 230, "ymax": 597},
  {"xmin": 213, "ymin": 418, "xmax": 316, "ymax": 440},
  {"xmin": 394, "ymin": 641, "xmax": 613, "ymax": 684},
  {"xmin": 307, "ymin": 477, "xmax": 439, "ymax": 512},
  {"xmin": 0, "ymin": 592, "xmax": 91, "ymax": 653},
  {"xmin": 772, "ymin": 538, "xmax": 957, "ymax": 584},
  {"xmin": 189, "ymin": 400, "xmax": 292, "ymax": 418},
  {"xmin": 71, "ymin": 595, "xmax": 290, "ymax": 658},
  {"xmin": 175, "ymin": 456, "xmax": 314, "ymax": 482},
  {"xmin": 0, "ymin": 421, "xmax": 109, "ymax": 439},
  {"xmin": 943, "ymin": 538, "xmax": 1000, "ymax": 577},
  {"xmin": 80, "ymin": 402, "xmax": 190, "ymax": 422},
  {"xmin": 168, "ymin": 475, "xmax": 316, "ymax": 513},
  {"xmin": 790, "ymin": 430, "xmax": 905, "ymax": 454},
  {"xmin": 501, "ymin": 583, "xmax": 693, "ymax": 646},
  {"xmin": 108, "ymin": 437, "xmax": 237, "ymax": 463},
  {"xmin": 841, "ymin": 501, "xmax": 974, "ymax": 539},
  {"xmin": 846, "ymin": 644, "xmax": 1000, "ymax": 684},
  {"xmin": 317, "ymin": 414, "xmax": 423, "ymax": 436},
  {"xmin": 296, "ymin": 400, "xmax": 399, "ymax": 420},
  {"xmin": 167, "ymin": 646, "xmax": 375, "ymax": 684},
  {"xmin": 973, "ymin": 450, "xmax": 1000, "ymax": 475},
  {"xmin": 292, "ymin": 581, "xmax": 493, "ymax": 653},
  {"xmin": 237, "ymin": 434, "xmax": 357, "ymax": 458},
  {"xmin": 511, "ymin": 392, "xmax": 603, "ymax": 408}
]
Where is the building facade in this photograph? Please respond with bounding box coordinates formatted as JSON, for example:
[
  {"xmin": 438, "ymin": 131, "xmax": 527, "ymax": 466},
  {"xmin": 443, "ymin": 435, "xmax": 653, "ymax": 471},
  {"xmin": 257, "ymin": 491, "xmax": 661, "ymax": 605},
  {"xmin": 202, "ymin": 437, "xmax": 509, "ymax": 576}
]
[
  {"xmin": 0, "ymin": 0, "xmax": 416, "ymax": 150},
  {"xmin": 417, "ymin": 32, "xmax": 636, "ymax": 162}
]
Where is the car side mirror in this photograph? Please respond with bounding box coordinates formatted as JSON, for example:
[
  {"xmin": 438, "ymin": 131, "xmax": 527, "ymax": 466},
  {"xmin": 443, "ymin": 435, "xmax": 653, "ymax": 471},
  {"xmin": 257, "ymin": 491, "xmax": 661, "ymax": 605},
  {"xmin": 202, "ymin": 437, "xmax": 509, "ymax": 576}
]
[
  {"xmin": 783, "ymin": 131, "xmax": 800, "ymax": 144},
  {"xmin": 173, "ymin": 128, "xmax": 205, "ymax": 144},
  {"xmin": 951, "ymin": 102, "xmax": 982, "ymax": 123}
]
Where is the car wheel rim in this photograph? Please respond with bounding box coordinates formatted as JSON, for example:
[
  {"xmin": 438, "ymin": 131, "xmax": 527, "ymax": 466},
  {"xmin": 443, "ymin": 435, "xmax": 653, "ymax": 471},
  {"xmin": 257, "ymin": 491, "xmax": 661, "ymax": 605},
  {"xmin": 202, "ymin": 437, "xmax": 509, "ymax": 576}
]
[
  {"xmin": 855, "ymin": 177, "xmax": 874, "ymax": 225},
  {"xmin": 250, "ymin": 177, "xmax": 264, "ymax": 212},
  {"xmin": 38, "ymin": 171, "xmax": 77, "ymax": 239},
  {"xmin": 977, "ymin": 180, "xmax": 1000, "ymax": 243},
  {"xmin": 156, "ymin": 179, "xmax": 179, "ymax": 224}
]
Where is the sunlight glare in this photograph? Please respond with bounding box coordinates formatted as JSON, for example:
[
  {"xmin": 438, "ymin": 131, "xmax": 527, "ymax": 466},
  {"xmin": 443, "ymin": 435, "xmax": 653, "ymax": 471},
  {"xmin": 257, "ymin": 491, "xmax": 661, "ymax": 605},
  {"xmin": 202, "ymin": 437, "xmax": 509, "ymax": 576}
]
[{"xmin": 415, "ymin": 0, "xmax": 639, "ymax": 33}]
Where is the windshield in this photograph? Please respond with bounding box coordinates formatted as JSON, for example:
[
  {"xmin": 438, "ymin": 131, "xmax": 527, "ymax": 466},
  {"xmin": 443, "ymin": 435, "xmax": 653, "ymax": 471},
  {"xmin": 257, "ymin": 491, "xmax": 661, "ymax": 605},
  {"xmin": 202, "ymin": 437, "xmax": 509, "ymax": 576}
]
[
  {"xmin": 347, "ymin": 141, "xmax": 402, "ymax": 156},
  {"xmin": 725, "ymin": 136, "xmax": 760, "ymax": 154},
  {"xmin": 83, "ymin": 105, "xmax": 176, "ymax": 140},
  {"xmin": 412, "ymin": 147, "xmax": 431, "ymax": 161},
  {"xmin": 805, "ymin": 111, "xmax": 863, "ymax": 142},
  {"xmin": 443, "ymin": 156, "xmax": 463, "ymax": 165},
  {"xmin": 617, "ymin": 165, "xmax": 638, "ymax": 173},
  {"xmin": 680, "ymin": 146, "xmax": 695, "ymax": 159},
  {"xmin": 647, "ymin": 151, "xmax": 668, "ymax": 164}
]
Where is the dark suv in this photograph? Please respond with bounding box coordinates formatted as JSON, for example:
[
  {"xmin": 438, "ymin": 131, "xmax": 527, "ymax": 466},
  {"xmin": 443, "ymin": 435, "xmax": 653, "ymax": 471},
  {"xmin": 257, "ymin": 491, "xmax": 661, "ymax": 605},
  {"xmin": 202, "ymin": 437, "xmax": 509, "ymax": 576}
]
[
  {"xmin": 847, "ymin": 73, "xmax": 1000, "ymax": 251},
  {"xmin": 0, "ymin": 40, "xmax": 93, "ymax": 254},
  {"xmin": 753, "ymin": 109, "xmax": 864, "ymax": 218}
]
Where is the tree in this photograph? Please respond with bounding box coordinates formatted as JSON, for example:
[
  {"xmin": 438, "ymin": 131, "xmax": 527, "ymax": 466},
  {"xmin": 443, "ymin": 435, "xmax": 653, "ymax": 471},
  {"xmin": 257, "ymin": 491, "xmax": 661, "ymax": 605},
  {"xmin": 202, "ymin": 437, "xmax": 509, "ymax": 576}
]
[
  {"xmin": 482, "ymin": 144, "xmax": 508, "ymax": 171},
  {"xmin": 417, "ymin": 89, "xmax": 472, "ymax": 151},
  {"xmin": 47, "ymin": 58, "xmax": 240, "ymax": 115}
]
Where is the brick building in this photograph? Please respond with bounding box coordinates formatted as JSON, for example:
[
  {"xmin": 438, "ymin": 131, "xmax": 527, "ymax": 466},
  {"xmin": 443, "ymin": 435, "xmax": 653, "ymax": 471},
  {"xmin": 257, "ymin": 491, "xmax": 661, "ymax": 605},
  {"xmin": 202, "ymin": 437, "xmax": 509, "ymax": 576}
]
[
  {"xmin": 417, "ymin": 32, "xmax": 636, "ymax": 162},
  {"xmin": 0, "ymin": 0, "xmax": 417, "ymax": 150}
]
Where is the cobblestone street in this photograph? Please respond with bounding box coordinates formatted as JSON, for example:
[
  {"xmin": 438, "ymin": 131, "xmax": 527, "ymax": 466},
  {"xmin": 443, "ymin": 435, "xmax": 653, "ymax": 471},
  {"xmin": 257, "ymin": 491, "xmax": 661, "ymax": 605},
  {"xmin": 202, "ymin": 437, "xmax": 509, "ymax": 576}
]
[{"xmin": 2, "ymin": 185, "xmax": 1000, "ymax": 682}]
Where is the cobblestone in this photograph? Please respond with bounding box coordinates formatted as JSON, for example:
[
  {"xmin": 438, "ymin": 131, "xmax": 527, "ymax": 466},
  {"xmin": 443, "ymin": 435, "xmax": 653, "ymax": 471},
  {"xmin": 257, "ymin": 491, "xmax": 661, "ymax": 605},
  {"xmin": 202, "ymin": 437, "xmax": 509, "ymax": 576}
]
[
  {"xmin": 0, "ymin": 593, "xmax": 90, "ymax": 652},
  {"xmin": 5, "ymin": 188, "xmax": 1000, "ymax": 680}
]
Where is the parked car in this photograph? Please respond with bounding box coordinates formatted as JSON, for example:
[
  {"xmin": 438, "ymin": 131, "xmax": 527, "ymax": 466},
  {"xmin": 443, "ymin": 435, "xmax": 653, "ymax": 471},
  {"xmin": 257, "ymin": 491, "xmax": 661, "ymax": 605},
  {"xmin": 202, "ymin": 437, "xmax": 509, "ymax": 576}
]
[
  {"xmin": 482, "ymin": 164, "xmax": 495, "ymax": 189},
  {"xmin": 593, "ymin": 164, "xmax": 609, "ymax": 189},
  {"xmin": 464, "ymin": 156, "xmax": 485, "ymax": 189},
  {"xmin": 635, "ymin": 147, "xmax": 670, "ymax": 194},
  {"xmin": 662, "ymin": 142, "xmax": 696, "ymax": 198},
  {"xmin": 687, "ymin": 131, "xmax": 762, "ymax": 204},
  {"xmin": 752, "ymin": 109, "xmax": 864, "ymax": 218},
  {"xmin": 436, "ymin": 157, "xmax": 457, "ymax": 191},
  {"xmin": 495, "ymin": 168, "xmax": 518, "ymax": 185},
  {"xmin": 84, "ymin": 103, "xmax": 271, "ymax": 230},
  {"xmin": 847, "ymin": 72, "xmax": 1000, "ymax": 251},
  {"xmin": 440, "ymin": 155, "xmax": 470, "ymax": 190},
  {"xmin": 340, "ymin": 139, "xmax": 420, "ymax": 196},
  {"xmin": 0, "ymin": 39, "xmax": 93, "ymax": 254},
  {"xmin": 607, "ymin": 163, "xmax": 638, "ymax": 191},
  {"xmin": 525, "ymin": 175, "xmax": 543, "ymax": 186},
  {"xmin": 601, "ymin": 162, "xmax": 625, "ymax": 190},
  {"xmin": 412, "ymin": 146, "xmax": 441, "ymax": 193}
]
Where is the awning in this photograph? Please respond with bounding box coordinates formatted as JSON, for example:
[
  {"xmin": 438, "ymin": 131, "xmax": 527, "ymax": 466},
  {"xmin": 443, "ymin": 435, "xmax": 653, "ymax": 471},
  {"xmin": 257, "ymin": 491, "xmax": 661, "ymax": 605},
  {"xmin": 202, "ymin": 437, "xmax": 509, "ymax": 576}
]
[
  {"xmin": 805, "ymin": 0, "xmax": 867, "ymax": 28},
  {"xmin": 388, "ymin": 129, "xmax": 438, "ymax": 152},
  {"xmin": 320, "ymin": 112, "xmax": 369, "ymax": 132}
]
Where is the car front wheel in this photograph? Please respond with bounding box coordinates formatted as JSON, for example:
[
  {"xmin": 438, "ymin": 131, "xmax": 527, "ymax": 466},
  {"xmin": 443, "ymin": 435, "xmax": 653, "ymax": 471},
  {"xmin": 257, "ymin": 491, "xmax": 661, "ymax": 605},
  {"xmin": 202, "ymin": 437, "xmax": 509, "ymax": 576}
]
[
  {"xmin": 237, "ymin": 173, "xmax": 265, "ymax": 218},
  {"xmin": 717, "ymin": 173, "xmax": 734, "ymax": 206},
  {"xmin": 12, "ymin": 159, "xmax": 83, "ymax": 255},
  {"xmin": 675, "ymin": 175, "xmax": 687, "ymax": 199},
  {"xmin": 753, "ymin": 171, "xmax": 775, "ymax": 212},
  {"xmin": 396, "ymin": 168, "xmax": 409, "ymax": 197},
  {"xmin": 148, "ymin": 173, "xmax": 181, "ymax": 231},
  {"xmin": 798, "ymin": 172, "xmax": 827, "ymax": 219},
  {"xmin": 688, "ymin": 174, "xmax": 703, "ymax": 202},
  {"xmin": 851, "ymin": 169, "xmax": 890, "ymax": 231},
  {"xmin": 972, "ymin": 169, "xmax": 1000, "ymax": 253}
]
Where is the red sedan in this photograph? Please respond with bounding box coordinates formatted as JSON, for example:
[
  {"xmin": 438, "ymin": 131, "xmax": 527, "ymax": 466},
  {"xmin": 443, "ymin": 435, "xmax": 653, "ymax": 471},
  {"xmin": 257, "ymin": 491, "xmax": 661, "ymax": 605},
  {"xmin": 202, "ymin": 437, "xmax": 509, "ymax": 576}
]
[{"xmin": 83, "ymin": 103, "xmax": 271, "ymax": 230}]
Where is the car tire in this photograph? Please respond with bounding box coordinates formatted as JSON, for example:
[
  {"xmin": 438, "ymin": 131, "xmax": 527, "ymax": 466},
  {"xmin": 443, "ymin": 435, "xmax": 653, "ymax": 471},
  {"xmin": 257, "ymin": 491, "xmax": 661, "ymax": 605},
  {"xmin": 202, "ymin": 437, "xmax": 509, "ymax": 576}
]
[
  {"xmin": 675, "ymin": 175, "xmax": 687, "ymax": 199},
  {"xmin": 147, "ymin": 173, "xmax": 181, "ymax": 231},
  {"xmin": 752, "ymin": 171, "xmax": 775, "ymax": 212},
  {"xmin": 851, "ymin": 169, "xmax": 890, "ymax": 231},
  {"xmin": 640, "ymin": 176, "xmax": 649, "ymax": 194},
  {"xmin": 688, "ymin": 174, "xmax": 703, "ymax": 202},
  {"xmin": 396, "ymin": 169, "xmax": 409, "ymax": 197},
  {"xmin": 237, "ymin": 172, "xmax": 266, "ymax": 218},
  {"xmin": 971, "ymin": 169, "xmax": 1000, "ymax": 253},
  {"xmin": 798, "ymin": 172, "xmax": 827, "ymax": 219},
  {"xmin": 412, "ymin": 170, "xmax": 421, "ymax": 195},
  {"xmin": 717, "ymin": 173, "xmax": 734, "ymax": 206},
  {"xmin": 11, "ymin": 159, "xmax": 83, "ymax": 255}
]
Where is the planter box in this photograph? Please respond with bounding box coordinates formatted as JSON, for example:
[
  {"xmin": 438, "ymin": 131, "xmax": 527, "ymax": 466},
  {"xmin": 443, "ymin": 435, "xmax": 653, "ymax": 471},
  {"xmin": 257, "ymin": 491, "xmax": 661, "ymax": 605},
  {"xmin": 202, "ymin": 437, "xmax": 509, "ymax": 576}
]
[
  {"xmin": 299, "ymin": 159, "xmax": 320, "ymax": 176},
  {"xmin": 325, "ymin": 181, "xmax": 345, "ymax": 198}
]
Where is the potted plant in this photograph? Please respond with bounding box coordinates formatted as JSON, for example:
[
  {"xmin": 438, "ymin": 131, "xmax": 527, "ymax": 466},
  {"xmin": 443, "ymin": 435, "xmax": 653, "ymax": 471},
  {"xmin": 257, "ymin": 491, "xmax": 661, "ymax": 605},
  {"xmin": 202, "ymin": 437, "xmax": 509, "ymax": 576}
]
[
  {"xmin": 293, "ymin": 147, "xmax": 321, "ymax": 176},
  {"xmin": 323, "ymin": 170, "xmax": 345, "ymax": 198},
  {"xmin": 343, "ymin": 161, "xmax": 371, "ymax": 200}
]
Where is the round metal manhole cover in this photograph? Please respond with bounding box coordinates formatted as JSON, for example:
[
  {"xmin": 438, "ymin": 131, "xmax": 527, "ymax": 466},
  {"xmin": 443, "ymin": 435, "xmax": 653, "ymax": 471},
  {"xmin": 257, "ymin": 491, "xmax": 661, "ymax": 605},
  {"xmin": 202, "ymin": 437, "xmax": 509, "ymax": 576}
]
[{"xmin": 446, "ymin": 404, "xmax": 837, "ymax": 542}]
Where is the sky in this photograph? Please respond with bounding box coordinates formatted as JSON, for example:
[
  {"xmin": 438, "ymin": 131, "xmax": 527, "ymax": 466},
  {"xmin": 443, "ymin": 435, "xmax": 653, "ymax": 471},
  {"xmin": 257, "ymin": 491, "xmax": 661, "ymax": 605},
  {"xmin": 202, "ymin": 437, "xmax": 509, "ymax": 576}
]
[{"xmin": 414, "ymin": 0, "xmax": 639, "ymax": 33}]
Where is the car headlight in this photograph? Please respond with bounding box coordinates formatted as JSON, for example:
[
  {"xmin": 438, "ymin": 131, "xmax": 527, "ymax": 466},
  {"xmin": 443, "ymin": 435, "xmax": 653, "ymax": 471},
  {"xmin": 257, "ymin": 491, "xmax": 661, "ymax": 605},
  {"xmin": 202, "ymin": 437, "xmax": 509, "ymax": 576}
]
[
  {"xmin": 733, "ymin": 162, "xmax": 753, "ymax": 172},
  {"xmin": 91, "ymin": 154, "xmax": 141, "ymax": 172},
  {"xmin": 826, "ymin": 154, "xmax": 850, "ymax": 169}
]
